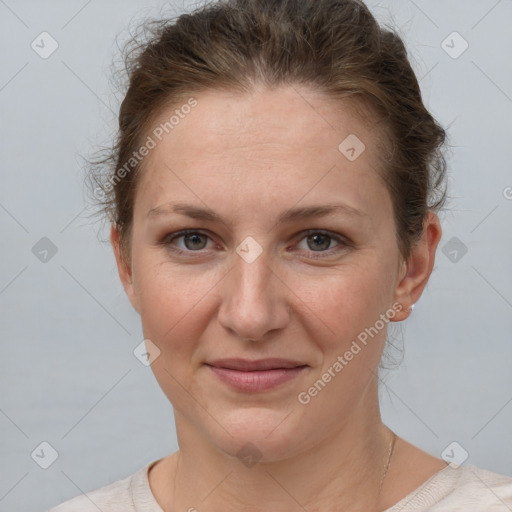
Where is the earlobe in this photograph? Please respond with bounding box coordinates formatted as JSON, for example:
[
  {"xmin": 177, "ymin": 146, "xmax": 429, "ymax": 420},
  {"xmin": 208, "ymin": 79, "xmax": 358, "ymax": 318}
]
[
  {"xmin": 110, "ymin": 225, "xmax": 139, "ymax": 313},
  {"xmin": 391, "ymin": 212, "xmax": 442, "ymax": 322}
]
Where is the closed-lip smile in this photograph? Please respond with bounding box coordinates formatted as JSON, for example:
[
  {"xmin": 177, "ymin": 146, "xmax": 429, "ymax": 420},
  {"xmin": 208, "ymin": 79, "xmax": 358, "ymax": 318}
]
[
  {"xmin": 205, "ymin": 358, "xmax": 309, "ymax": 392},
  {"xmin": 205, "ymin": 358, "xmax": 308, "ymax": 371}
]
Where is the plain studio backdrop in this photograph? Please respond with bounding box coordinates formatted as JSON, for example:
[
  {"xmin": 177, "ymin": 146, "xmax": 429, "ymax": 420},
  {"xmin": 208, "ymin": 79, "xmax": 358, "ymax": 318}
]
[{"xmin": 0, "ymin": 0, "xmax": 511, "ymax": 510}]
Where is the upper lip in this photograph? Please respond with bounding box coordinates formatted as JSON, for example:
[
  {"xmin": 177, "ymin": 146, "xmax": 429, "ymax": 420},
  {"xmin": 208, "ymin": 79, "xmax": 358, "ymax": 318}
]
[{"xmin": 205, "ymin": 358, "xmax": 308, "ymax": 371}]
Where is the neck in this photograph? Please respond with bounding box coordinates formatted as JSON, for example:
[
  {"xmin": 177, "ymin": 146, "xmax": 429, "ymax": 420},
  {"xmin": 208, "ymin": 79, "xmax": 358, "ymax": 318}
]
[{"xmin": 168, "ymin": 381, "xmax": 393, "ymax": 512}]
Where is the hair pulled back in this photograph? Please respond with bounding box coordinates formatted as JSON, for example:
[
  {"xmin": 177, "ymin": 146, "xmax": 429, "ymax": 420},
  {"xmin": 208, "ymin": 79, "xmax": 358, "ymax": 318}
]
[{"xmin": 92, "ymin": 0, "xmax": 447, "ymax": 262}]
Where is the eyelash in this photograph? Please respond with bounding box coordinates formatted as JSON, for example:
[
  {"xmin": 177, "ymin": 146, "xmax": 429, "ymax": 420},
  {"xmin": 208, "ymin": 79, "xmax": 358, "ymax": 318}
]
[{"xmin": 161, "ymin": 229, "xmax": 351, "ymax": 260}]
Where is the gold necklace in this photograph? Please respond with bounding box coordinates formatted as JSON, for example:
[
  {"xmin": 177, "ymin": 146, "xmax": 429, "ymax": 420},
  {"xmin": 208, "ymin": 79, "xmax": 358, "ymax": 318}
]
[
  {"xmin": 170, "ymin": 434, "xmax": 398, "ymax": 510},
  {"xmin": 378, "ymin": 431, "xmax": 397, "ymax": 494}
]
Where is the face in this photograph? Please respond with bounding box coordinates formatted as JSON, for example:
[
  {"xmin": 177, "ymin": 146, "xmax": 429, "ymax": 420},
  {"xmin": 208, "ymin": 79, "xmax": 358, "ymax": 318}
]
[{"xmin": 112, "ymin": 84, "xmax": 439, "ymax": 461}]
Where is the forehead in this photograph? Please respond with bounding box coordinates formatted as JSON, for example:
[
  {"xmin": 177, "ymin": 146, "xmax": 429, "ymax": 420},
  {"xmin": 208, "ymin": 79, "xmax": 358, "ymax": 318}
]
[
  {"xmin": 135, "ymin": 84, "xmax": 391, "ymax": 224},
  {"xmin": 149, "ymin": 84, "xmax": 384, "ymax": 157}
]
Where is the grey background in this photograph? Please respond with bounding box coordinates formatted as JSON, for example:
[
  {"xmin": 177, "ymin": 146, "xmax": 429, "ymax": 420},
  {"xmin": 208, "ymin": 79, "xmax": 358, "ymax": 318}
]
[{"xmin": 0, "ymin": 0, "xmax": 511, "ymax": 510}]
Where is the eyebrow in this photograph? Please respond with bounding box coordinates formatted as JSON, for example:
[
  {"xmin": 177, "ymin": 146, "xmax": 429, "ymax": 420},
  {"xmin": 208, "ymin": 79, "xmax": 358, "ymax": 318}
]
[{"xmin": 147, "ymin": 202, "xmax": 367, "ymax": 226}]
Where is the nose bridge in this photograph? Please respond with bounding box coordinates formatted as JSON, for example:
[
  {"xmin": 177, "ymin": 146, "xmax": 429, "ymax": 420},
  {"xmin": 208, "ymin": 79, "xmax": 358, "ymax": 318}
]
[{"xmin": 217, "ymin": 241, "xmax": 289, "ymax": 340}]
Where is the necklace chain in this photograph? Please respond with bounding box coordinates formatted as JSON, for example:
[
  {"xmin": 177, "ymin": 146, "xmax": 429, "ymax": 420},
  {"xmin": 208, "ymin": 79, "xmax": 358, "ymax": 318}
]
[
  {"xmin": 171, "ymin": 433, "xmax": 398, "ymax": 509},
  {"xmin": 379, "ymin": 431, "xmax": 397, "ymax": 493}
]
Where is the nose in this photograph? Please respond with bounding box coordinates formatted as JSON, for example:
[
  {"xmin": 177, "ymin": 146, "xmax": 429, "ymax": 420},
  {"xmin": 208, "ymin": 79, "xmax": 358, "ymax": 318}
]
[{"xmin": 216, "ymin": 244, "xmax": 291, "ymax": 342}]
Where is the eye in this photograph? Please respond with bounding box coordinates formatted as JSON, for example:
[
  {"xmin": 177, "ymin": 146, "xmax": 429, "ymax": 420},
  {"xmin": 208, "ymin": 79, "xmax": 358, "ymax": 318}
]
[
  {"xmin": 294, "ymin": 230, "xmax": 348, "ymax": 259},
  {"xmin": 162, "ymin": 230, "xmax": 214, "ymax": 255}
]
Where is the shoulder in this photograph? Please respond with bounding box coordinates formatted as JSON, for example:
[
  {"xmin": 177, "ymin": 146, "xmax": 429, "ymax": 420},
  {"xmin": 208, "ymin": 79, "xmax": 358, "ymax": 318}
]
[
  {"xmin": 386, "ymin": 464, "xmax": 512, "ymax": 512},
  {"xmin": 48, "ymin": 464, "xmax": 149, "ymax": 512},
  {"xmin": 445, "ymin": 465, "xmax": 512, "ymax": 509}
]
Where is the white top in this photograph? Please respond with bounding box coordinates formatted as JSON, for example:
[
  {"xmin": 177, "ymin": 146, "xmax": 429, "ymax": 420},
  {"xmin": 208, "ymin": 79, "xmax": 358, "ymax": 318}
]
[{"xmin": 48, "ymin": 460, "xmax": 512, "ymax": 511}]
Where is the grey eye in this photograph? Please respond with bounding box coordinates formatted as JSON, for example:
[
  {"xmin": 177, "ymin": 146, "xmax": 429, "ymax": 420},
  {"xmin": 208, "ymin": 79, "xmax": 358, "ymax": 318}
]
[
  {"xmin": 305, "ymin": 233, "xmax": 335, "ymax": 251},
  {"xmin": 181, "ymin": 232, "xmax": 209, "ymax": 250}
]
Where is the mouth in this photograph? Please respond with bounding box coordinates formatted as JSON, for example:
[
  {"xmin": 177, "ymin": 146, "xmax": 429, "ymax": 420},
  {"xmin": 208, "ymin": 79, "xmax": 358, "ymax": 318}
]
[
  {"xmin": 206, "ymin": 358, "xmax": 307, "ymax": 371},
  {"xmin": 204, "ymin": 358, "xmax": 309, "ymax": 392}
]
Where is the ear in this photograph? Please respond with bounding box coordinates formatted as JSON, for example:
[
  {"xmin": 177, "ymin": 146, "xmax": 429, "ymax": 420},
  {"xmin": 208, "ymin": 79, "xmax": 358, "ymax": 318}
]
[
  {"xmin": 110, "ymin": 224, "xmax": 140, "ymax": 313},
  {"xmin": 391, "ymin": 211, "xmax": 442, "ymax": 322}
]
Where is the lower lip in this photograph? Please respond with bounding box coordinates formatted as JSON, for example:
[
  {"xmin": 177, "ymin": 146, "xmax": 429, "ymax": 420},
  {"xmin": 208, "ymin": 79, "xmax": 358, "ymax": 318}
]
[{"xmin": 206, "ymin": 365, "xmax": 308, "ymax": 392}]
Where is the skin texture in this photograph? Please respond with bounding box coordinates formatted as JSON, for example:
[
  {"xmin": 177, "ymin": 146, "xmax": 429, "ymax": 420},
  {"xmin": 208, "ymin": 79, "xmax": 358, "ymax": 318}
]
[{"xmin": 111, "ymin": 84, "xmax": 446, "ymax": 511}]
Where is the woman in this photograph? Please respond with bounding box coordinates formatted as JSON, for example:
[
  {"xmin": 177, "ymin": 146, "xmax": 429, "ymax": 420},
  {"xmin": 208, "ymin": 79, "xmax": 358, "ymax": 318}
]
[{"xmin": 50, "ymin": 0, "xmax": 512, "ymax": 510}]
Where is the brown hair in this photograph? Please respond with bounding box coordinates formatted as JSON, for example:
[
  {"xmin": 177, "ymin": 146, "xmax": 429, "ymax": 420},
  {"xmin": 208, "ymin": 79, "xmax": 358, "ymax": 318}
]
[{"xmin": 90, "ymin": 0, "xmax": 448, "ymax": 262}]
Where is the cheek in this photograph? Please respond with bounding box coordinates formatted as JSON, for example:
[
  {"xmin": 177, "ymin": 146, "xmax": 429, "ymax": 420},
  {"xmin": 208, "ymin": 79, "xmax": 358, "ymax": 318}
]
[
  {"xmin": 293, "ymin": 259, "xmax": 394, "ymax": 348},
  {"xmin": 133, "ymin": 256, "xmax": 223, "ymax": 353},
  {"xmin": 133, "ymin": 261, "xmax": 222, "ymax": 411},
  {"xmin": 289, "ymin": 262, "xmax": 393, "ymax": 416},
  {"xmin": 133, "ymin": 247, "xmax": 396, "ymax": 355}
]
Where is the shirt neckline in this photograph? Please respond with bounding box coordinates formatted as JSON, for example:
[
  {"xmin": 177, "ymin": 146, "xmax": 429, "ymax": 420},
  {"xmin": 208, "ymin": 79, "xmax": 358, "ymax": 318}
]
[{"xmin": 131, "ymin": 458, "xmax": 464, "ymax": 512}]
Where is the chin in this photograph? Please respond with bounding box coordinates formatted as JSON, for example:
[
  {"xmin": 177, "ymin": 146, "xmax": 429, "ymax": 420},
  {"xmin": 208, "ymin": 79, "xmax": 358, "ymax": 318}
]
[{"xmin": 205, "ymin": 406, "xmax": 312, "ymax": 464}]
